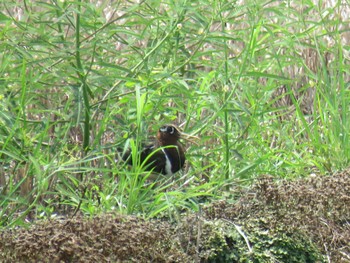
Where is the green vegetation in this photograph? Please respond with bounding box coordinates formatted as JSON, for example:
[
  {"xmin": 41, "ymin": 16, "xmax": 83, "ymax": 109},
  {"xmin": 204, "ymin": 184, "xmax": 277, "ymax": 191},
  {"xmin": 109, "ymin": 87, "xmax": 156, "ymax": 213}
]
[
  {"xmin": 194, "ymin": 219, "xmax": 324, "ymax": 263},
  {"xmin": 0, "ymin": 0, "xmax": 349, "ymax": 237}
]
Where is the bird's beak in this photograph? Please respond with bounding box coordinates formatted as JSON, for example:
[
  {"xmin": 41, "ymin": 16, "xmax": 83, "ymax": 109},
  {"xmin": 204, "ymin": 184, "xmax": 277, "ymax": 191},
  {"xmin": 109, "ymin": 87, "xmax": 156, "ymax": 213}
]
[{"xmin": 180, "ymin": 132, "xmax": 200, "ymax": 145}]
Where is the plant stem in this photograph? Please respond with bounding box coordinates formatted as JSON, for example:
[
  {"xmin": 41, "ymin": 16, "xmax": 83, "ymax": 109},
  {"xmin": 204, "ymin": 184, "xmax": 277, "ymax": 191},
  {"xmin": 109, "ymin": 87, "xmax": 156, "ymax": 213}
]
[{"xmin": 75, "ymin": 0, "xmax": 91, "ymax": 153}]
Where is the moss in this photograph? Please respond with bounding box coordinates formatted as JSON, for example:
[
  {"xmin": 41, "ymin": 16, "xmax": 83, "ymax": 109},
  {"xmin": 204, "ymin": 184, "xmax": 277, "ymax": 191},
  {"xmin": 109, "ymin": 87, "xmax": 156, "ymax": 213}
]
[
  {"xmin": 190, "ymin": 218, "xmax": 324, "ymax": 263},
  {"xmin": 199, "ymin": 220, "xmax": 243, "ymax": 262},
  {"xmin": 242, "ymin": 219, "xmax": 324, "ymax": 263}
]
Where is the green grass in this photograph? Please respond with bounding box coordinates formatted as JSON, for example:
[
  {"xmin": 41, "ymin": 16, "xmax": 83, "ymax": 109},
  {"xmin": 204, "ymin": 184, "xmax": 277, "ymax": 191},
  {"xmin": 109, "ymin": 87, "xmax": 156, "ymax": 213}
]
[{"xmin": 0, "ymin": 0, "xmax": 349, "ymax": 227}]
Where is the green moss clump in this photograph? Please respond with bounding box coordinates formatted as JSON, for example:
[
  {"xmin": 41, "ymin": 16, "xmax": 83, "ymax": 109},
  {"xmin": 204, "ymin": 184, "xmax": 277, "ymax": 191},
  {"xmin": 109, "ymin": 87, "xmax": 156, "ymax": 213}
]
[{"xmin": 196, "ymin": 218, "xmax": 324, "ymax": 263}]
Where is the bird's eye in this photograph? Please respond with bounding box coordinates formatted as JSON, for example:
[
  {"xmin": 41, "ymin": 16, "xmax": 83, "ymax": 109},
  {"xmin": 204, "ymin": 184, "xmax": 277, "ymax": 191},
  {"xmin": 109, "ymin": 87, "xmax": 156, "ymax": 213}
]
[
  {"xmin": 168, "ymin": 126, "xmax": 175, "ymax": 134},
  {"xmin": 160, "ymin": 125, "xmax": 177, "ymax": 134}
]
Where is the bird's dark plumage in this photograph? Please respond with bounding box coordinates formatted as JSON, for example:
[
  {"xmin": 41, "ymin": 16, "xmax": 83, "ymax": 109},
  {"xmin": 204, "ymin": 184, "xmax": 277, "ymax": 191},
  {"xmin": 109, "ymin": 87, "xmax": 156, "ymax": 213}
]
[{"xmin": 122, "ymin": 125, "xmax": 191, "ymax": 176}]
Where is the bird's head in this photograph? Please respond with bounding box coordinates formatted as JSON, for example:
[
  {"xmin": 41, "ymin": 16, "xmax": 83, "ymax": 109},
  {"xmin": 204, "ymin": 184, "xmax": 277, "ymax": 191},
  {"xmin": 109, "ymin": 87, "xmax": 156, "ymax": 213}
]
[{"xmin": 157, "ymin": 125, "xmax": 198, "ymax": 146}]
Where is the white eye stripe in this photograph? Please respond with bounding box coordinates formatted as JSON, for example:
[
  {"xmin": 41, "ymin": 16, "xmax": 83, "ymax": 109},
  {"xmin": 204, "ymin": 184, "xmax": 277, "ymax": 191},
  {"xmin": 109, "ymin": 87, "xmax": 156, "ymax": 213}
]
[{"xmin": 160, "ymin": 126, "xmax": 176, "ymax": 134}]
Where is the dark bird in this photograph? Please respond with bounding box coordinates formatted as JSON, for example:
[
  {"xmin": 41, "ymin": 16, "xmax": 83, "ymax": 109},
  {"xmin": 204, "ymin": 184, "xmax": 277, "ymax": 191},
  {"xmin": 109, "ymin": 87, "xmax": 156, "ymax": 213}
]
[{"xmin": 122, "ymin": 125, "xmax": 198, "ymax": 176}]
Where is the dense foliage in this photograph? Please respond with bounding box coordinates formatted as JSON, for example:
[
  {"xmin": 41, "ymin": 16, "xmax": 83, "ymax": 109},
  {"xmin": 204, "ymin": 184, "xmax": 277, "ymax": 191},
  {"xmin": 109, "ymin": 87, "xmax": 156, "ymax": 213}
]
[{"xmin": 0, "ymin": 0, "xmax": 349, "ymax": 228}]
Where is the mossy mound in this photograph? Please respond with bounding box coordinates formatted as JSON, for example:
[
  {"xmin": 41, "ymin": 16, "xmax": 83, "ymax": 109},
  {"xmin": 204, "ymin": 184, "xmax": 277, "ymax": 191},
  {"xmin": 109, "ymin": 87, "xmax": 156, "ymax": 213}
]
[
  {"xmin": 205, "ymin": 169, "xmax": 350, "ymax": 262},
  {"xmin": 2, "ymin": 169, "xmax": 350, "ymax": 262},
  {"xmin": 0, "ymin": 214, "xmax": 190, "ymax": 262}
]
